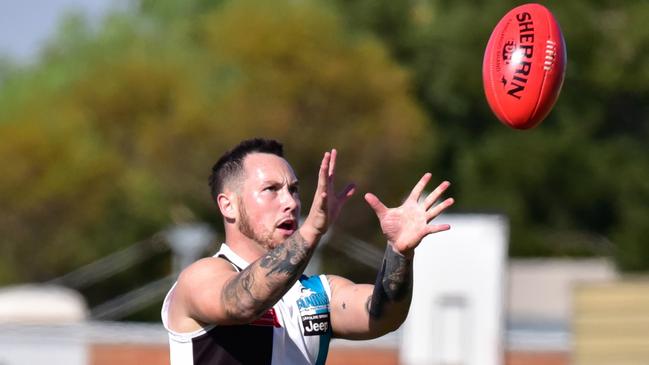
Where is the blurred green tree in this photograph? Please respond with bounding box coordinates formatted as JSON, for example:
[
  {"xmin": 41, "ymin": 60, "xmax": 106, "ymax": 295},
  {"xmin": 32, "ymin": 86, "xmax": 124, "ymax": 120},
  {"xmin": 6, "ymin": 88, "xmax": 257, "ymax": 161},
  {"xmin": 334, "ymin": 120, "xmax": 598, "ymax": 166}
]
[
  {"xmin": 332, "ymin": 0, "xmax": 649, "ymax": 271},
  {"xmin": 0, "ymin": 0, "xmax": 436, "ymax": 289},
  {"xmin": 2, "ymin": 0, "xmax": 649, "ymax": 324}
]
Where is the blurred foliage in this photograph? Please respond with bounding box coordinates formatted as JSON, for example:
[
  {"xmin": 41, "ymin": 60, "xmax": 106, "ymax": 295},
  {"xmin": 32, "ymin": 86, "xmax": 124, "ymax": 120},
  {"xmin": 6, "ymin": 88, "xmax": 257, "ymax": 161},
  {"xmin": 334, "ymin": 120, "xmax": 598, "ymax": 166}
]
[
  {"xmin": 1, "ymin": 0, "xmax": 649, "ymax": 320},
  {"xmin": 332, "ymin": 0, "xmax": 649, "ymax": 271},
  {"xmin": 0, "ymin": 0, "xmax": 433, "ymax": 289}
]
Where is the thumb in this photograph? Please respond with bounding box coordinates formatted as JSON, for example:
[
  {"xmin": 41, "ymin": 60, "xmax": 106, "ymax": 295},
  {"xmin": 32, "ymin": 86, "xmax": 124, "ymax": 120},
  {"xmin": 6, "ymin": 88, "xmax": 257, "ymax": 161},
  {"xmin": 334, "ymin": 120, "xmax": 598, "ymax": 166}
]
[{"xmin": 364, "ymin": 193, "xmax": 387, "ymax": 217}]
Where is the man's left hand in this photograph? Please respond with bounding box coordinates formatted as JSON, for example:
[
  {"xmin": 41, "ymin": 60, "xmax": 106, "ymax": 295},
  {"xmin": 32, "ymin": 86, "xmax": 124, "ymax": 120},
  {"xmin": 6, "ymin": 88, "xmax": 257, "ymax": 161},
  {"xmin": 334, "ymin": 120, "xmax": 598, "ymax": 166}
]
[{"xmin": 364, "ymin": 174, "xmax": 454, "ymax": 258}]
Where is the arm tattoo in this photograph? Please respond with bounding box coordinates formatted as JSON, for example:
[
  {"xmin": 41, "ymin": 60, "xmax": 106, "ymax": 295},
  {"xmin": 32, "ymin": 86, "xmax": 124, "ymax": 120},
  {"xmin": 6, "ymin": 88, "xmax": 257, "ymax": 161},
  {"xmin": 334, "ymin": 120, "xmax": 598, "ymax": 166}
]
[
  {"xmin": 259, "ymin": 236, "xmax": 310, "ymax": 276},
  {"xmin": 368, "ymin": 246, "xmax": 413, "ymax": 319},
  {"xmin": 222, "ymin": 232, "xmax": 313, "ymax": 321}
]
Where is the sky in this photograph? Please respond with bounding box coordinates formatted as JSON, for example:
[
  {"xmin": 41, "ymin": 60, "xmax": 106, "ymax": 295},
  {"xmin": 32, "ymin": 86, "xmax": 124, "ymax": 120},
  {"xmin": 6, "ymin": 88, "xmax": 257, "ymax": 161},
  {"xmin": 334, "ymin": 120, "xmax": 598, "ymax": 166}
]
[{"xmin": 0, "ymin": 0, "xmax": 122, "ymax": 63}]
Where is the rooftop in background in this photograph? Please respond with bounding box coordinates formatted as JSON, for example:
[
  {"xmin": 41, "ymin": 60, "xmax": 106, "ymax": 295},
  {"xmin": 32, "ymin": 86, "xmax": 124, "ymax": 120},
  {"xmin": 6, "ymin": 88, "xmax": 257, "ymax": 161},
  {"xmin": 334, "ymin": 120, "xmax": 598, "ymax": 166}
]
[{"xmin": 0, "ymin": 284, "xmax": 87, "ymax": 324}]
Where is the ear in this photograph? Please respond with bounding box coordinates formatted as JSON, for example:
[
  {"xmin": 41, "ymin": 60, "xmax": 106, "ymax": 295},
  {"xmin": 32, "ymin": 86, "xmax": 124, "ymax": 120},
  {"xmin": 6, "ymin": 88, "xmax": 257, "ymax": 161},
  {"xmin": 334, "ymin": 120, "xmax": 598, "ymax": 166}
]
[{"xmin": 217, "ymin": 192, "xmax": 237, "ymax": 220}]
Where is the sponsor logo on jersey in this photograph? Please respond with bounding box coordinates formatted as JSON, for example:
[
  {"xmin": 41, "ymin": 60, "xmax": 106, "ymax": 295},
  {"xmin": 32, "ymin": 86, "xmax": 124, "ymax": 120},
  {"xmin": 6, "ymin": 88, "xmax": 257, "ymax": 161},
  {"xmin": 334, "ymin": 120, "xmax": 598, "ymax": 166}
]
[
  {"xmin": 298, "ymin": 286, "xmax": 330, "ymax": 336},
  {"xmin": 302, "ymin": 313, "xmax": 329, "ymax": 336}
]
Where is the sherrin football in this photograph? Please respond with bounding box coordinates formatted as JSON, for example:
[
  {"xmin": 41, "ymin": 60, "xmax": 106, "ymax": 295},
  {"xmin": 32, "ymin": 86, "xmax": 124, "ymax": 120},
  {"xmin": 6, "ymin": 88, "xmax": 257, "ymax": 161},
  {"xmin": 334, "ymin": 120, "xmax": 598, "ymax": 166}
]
[{"xmin": 482, "ymin": 3, "xmax": 566, "ymax": 129}]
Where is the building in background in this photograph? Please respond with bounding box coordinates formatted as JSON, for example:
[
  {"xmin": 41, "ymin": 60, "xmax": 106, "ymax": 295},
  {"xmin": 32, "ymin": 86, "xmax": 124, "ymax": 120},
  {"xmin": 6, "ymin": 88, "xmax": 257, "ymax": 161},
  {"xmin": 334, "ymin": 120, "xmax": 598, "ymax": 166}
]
[{"xmin": 1, "ymin": 214, "xmax": 644, "ymax": 365}]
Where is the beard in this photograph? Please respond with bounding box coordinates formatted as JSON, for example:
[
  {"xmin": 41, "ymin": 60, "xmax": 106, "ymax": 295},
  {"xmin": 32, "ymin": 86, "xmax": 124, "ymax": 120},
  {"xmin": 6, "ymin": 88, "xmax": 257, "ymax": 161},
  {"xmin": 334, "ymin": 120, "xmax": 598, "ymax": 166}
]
[{"xmin": 238, "ymin": 199, "xmax": 276, "ymax": 250}]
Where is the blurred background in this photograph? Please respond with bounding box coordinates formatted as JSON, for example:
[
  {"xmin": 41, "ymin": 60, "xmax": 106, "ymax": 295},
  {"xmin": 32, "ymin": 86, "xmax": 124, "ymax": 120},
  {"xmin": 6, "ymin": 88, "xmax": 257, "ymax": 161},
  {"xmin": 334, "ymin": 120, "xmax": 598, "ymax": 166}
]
[{"xmin": 1, "ymin": 0, "xmax": 648, "ymax": 364}]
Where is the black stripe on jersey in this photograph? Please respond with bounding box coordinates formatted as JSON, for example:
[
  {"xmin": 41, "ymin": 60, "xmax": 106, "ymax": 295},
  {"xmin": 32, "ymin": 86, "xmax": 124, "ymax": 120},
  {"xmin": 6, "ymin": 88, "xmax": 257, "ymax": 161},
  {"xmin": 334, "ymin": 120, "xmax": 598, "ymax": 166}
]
[
  {"xmin": 218, "ymin": 254, "xmax": 242, "ymax": 272},
  {"xmin": 192, "ymin": 324, "xmax": 273, "ymax": 365}
]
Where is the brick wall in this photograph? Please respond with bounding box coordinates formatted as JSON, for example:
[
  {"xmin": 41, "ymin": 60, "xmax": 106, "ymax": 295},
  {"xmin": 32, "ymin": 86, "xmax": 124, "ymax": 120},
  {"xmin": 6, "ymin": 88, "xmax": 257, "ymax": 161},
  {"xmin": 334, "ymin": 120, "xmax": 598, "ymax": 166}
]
[
  {"xmin": 89, "ymin": 344, "xmax": 569, "ymax": 365},
  {"xmin": 90, "ymin": 344, "xmax": 169, "ymax": 365}
]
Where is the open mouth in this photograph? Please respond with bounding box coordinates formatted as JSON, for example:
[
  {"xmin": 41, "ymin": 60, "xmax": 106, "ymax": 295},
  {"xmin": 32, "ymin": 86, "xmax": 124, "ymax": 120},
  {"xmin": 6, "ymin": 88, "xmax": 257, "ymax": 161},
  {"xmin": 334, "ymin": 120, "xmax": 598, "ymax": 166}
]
[{"xmin": 276, "ymin": 219, "xmax": 297, "ymax": 234}]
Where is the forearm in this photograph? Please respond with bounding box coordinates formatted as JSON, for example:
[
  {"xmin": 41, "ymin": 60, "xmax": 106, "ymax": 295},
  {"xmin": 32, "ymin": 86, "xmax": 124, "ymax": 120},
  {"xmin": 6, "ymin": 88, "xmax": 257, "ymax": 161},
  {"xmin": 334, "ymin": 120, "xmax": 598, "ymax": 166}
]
[
  {"xmin": 222, "ymin": 230, "xmax": 317, "ymax": 322},
  {"xmin": 367, "ymin": 245, "xmax": 413, "ymax": 331}
]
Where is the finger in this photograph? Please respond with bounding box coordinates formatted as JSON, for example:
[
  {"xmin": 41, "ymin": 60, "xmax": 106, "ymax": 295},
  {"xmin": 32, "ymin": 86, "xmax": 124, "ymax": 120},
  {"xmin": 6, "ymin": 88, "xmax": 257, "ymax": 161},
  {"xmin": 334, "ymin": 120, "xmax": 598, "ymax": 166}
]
[
  {"xmin": 337, "ymin": 183, "xmax": 356, "ymax": 205},
  {"xmin": 364, "ymin": 192, "xmax": 387, "ymax": 217},
  {"xmin": 337, "ymin": 183, "xmax": 356, "ymax": 199},
  {"xmin": 328, "ymin": 149, "xmax": 337, "ymax": 178},
  {"xmin": 423, "ymin": 181, "xmax": 451, "ymax": 210},
  {"xmin": 426, "ymin": 197, "xmax": 454, "ymax": 223},
  {"xmin": 425, "ymin": 223, "xmax": 451, "ymax": 235},
  {"xmin": 316, "ymin": 152, "xmax": 331, "ymax": 194},
  {"xmin": 408, "ymin": 173, "xmax": 432, "ymax": 202}
]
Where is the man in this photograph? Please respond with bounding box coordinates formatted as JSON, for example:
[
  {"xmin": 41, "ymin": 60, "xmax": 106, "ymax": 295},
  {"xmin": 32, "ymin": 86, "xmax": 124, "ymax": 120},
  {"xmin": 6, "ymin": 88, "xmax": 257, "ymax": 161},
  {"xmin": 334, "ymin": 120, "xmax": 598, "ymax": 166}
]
[{"xmin": 161, "ymin": 138, "xmax": 454, "ymax": 364}]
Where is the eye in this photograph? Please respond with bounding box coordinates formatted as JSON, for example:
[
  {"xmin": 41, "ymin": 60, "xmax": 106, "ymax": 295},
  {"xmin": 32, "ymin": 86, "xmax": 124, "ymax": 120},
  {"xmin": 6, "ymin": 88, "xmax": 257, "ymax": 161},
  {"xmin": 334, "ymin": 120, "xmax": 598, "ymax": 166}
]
[{"xmin": 289, "ymin": 184, "xmax": 299, "ymax": 195}]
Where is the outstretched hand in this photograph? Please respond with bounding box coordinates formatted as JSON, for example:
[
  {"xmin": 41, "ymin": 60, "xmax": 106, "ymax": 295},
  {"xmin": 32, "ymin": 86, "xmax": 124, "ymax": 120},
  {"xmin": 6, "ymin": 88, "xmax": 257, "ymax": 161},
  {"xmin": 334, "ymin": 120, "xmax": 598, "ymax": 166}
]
[
  {"xmin": 365, "ymin": 173, "xmax": 454, "ymax": 257},
  {"xmin": 301, "ymin": 149, "xmax": 356, "ymax": 242}
]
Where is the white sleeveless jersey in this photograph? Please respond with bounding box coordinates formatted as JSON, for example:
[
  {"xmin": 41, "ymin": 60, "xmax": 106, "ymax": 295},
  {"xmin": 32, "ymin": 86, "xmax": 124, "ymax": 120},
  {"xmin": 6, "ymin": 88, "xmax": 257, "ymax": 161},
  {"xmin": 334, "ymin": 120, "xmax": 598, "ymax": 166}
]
[{"xmin": 161, "ymin": 244, "xmax": 333, "ymax": 365}]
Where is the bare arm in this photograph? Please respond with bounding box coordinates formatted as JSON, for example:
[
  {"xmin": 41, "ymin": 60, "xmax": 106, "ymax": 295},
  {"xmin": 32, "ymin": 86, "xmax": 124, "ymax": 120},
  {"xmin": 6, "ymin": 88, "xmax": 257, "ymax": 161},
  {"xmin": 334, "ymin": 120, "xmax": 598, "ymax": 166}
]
[
  {"xmin": 368, "ymin": 244, "xmax": 413, "ymax": 319},
  {"xmin": 169, "ymin": 150, "xmax": 355, "ymax": 330},
  {"xmin": 328, "ymin": 247, "xmax": 413, "ymax": 339},
  {"xmin": 329, "ymin": 176, "xmax": 453, "ymax": 339}
]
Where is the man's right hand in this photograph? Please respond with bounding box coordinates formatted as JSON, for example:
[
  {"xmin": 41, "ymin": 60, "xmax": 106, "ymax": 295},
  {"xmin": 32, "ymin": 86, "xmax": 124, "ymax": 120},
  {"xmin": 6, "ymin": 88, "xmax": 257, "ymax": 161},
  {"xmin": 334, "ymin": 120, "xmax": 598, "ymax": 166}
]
[{"xmin": 300, "ymin": 149, "xmax": 355, "ymax": 243}]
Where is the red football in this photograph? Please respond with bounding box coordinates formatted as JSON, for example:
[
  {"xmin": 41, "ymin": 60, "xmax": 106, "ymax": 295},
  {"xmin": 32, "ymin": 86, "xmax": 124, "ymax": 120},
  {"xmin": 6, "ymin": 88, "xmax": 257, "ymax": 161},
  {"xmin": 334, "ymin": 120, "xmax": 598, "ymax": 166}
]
[{"xmin": 482, "ymin": 3, "xmax": 566, "ymax": 129}]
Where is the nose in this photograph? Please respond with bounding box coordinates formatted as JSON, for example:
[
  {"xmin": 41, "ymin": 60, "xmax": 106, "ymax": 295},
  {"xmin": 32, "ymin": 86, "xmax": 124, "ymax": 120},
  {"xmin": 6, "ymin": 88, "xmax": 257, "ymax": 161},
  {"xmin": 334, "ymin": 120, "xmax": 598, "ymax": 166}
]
[{"xmin": 281, "ymin": 188, "xmax": 299, "ymax": 213}]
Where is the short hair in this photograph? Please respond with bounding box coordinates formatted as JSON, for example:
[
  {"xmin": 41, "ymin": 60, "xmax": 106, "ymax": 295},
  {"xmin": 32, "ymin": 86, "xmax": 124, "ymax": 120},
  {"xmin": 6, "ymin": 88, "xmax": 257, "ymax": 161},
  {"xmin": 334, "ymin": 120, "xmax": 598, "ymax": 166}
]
[{"xmin": 209, "ymin": 138, "xmax": 284, "ymax": 202}]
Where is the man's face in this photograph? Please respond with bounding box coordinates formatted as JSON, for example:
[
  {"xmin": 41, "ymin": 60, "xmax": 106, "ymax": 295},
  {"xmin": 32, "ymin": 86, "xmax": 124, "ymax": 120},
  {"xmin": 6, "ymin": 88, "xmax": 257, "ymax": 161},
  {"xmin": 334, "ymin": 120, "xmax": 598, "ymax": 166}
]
[{"xmin": 235, "ymin": 153, "xmax": 301, "ymax": 250}]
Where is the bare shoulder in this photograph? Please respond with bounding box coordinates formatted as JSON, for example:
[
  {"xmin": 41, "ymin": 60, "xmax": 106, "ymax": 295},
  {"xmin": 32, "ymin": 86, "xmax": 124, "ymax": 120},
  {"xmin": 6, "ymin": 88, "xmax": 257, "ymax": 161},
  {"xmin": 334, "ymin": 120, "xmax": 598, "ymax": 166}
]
[
  {"xmin": 326, "ymin": 274, "xmax": 373, "ymax": 304},
  {"xmin": 167, "ymin": 257, "xmax": 238, "ymax": 332},
  {"xmin": 326, "ymin": 274, "xmax": 373, "ymax": 297},
  {"xmin": 326, "ymin": 274, "xmax": 355, "ymax": 292},
  {"xmin": 177, "ymin": 256, "xmax": 237, "ymax": 293}
]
